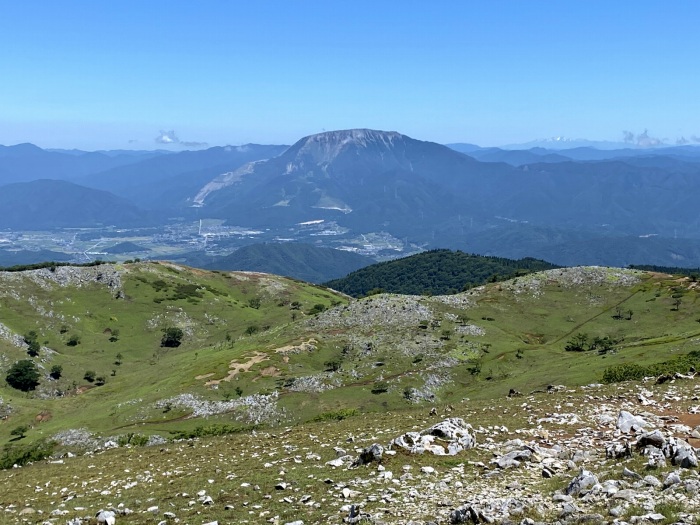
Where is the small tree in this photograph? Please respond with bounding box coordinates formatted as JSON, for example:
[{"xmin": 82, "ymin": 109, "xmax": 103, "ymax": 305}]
[
  {"xmin": 160, "ymin": 327, "xmax": 183, "ymax": 348},
  {"xmin": 6, "ymin": 360, "xmax": 40, "ymax": 391},
  {"xmin": 49, "ymin": 364, "xmax": 63, "ymax": 380},
  {"xmin": 115, "ymin": 353, "xmax": 123, "ymax": 365},
  {"xmin": 308, "ymin": 303, "xmax": 326, "ymax": 315},
  {"xmin": 248, "ymin": 297, "xmax": 261, "ymax": 309},
  {"xmin": 10, "ymin": 425, "xmax": 30, "ymax": 439},
  {"xmin": 84, "ymin": 370, "xmax": 96, "ymax": 383},
  {"xmin": 324, "ymin": 359, "xmax": 341, "ymax": 372},
  {"xmin": 66, "ymin": 334, "xmax": 81, "ymax": 346},
  {"xmin": 24, "ymin": 331, "xmax": 40, "ymax": 357},
  {"xmin": 564, "ymin": 333, "xmax": 589, "ymax": 352}
]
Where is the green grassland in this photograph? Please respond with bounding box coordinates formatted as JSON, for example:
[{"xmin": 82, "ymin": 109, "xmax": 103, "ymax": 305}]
[
  {"xmin": 1, "ymin": 263, "xmax": 699, "ymax": 448},
  {"xmin": 0, "ymin": 262, "xmax": 346, "ymax": 443}
]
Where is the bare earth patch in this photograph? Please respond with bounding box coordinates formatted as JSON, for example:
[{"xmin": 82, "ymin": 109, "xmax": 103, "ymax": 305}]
[
  {"xmin": 253, "ymin": 366, "xmax": 281, "ymax": 382},
  {"xmin": 205, "ymin": 351, "xmax": 269, "ymax": 386}
]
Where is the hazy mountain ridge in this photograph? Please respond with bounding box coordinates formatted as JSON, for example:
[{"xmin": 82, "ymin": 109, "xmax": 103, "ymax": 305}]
[
  {"xmin": 4, "ymin": 133, "xmax": 700, "ymax": 267},
  {"xmin": 74, "ymin": 144, "xmax": 288, "ymax": 210},
  {"xmin": 0, "ymin": 179, "xmax": 154, "ymax": 229},
  {"xmin": 0, "ymin": 143, "xmax": 153, "ymax": 184},
  {"xmin": 175, "ymin": 242, "xmax": 374, "ymax": 283}
]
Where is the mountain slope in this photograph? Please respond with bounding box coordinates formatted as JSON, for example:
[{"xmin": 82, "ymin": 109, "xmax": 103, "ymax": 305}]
[
  {"xmin": 178, "ymin": 242, "xmax": 373, "ymax": 283},
  {"xmin": 194, "ymin": 129, "xmax": 515, "ymax": 236},
  {"xmin": 324, "ymin": 249, "xmax": 559, "ymax": 296},
  {"xmin": 0, "ymin": 261, "xmax": 347, "ymax": 440},
  {"xmin": 190, "ymin": 129, "xmax": 700, "ymax": 261},
  {"xmin": 0, "ymin": 143, "xmax": 155, "ymax": 184},
  {"xmin": 0, "ymin": 179, "xmax": 153, "ymax": 229},
  {"xmin": 76, "ymin": 144, "xmax": 289, "ymax": 210}
]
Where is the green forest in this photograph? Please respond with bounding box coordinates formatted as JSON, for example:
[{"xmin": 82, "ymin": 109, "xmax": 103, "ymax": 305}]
[{"xmin": 324, "ymin": 249, "xmax": 559, "ymax": 296}]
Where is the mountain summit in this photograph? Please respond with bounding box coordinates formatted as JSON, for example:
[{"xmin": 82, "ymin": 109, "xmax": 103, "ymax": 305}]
[{"xmin": 191, "ymin": 129, "xmax": 505, "ymax": 234}]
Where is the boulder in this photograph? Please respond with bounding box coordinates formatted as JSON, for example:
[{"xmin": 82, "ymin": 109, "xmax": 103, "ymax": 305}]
[
  {"xmin": 635, "ymin": 429, "xmax": 666, "ymax": 450},
  {"xmin": 564, "ymin": 469, "xmax": 598, "ymax": 497},
  {"xmin": 669, "ymin": 439, "xmax": 698, "ymax": 468},
  {"xmin": 450, "ymin": 505, "xmax": 491, "ymax": 524},
  {"xmin": 390, "ymin": 418, "xmax": 476, "ymax": 456},
  {"xmin": 96, "ymin": 510, "xmax": 116, "ymax": 525},
  {"xmin": 495, "ymin": 448, "xmax": 533, "ymax": 469},
  {"xmin": 352, "ymin": 443, "xmax": 384, "ymax": 466},
  {"xmin": 616, "ymin": 410, "xmax": 649, "ymax": 433}
]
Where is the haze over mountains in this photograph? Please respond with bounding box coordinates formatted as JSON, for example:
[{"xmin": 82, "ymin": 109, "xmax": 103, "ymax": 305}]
[{"xmin": 2, "ymin": 129, "xmax": 700, "ymax": 270}]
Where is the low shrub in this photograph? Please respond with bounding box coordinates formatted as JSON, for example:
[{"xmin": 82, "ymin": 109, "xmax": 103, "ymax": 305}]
[
  {"xmin": 311, "ymin": 408, "xmax": 359, "ymax": 422},
  {"xmin": 0, "ymin": 440, "xmax": 56, "ymax": 470}
]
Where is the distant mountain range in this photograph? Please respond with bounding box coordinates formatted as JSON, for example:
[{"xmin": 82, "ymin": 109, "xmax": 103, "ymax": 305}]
[{"xmin": 2, "ymin": 131, "xmax": 700, "ymax": 267}]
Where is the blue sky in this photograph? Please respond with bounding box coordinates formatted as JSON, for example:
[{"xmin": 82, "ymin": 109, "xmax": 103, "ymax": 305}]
[{"xmin": 1, "ymin": 1, "xmax": 698, "ymax": 150}]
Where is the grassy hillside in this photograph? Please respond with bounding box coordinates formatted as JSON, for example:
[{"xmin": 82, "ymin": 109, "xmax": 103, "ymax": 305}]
[
  {"xmin": 3, "ymin": 263, "xmax": 700, "ymax": 523},
  {"xmin": 2, "ymin": 263, "xmax": 700, "ymax": 460},
  {"xmin": 0, "ymin": 262, "xmax": 346, "ymax": 443},
  {"xmin": 324, "ymin": 249, "xmax": 559, "ymax": 296}
]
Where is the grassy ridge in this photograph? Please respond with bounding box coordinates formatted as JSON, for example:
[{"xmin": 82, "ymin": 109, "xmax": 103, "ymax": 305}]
[
  {"xmin": 1, "ymin": 262, "xmax": 700, "ymax": 450},
  {"xmin": 0, "ymin": 262, "xmax": 346, "ymax": 443}
]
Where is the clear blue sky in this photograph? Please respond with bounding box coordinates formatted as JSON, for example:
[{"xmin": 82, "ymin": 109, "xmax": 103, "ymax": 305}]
[{"xmin": 1, "ymin": 1, "xmax": 698, "ymax": 150}]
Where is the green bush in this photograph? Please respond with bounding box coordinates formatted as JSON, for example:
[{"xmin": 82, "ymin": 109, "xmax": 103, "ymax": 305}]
[
  {"xmin": 170, "ymin": 424, "xmax": 258, "ymax": 440},
  {"xmin": 6, "ymin": 360, "xmax": 40, "ymax": 391},
  {"xmin": 308, "ymin": 304, "xmax": 326, "ymax": 315},
  {"xmin": 248, "ymin": 297, "xmax": 261, "ymax": 309},
  {"xmin": 371, "ymin": 382, "xmax": 389, "ymax": 394},
  {"xmin": 311, "ymin": 408, "xmax": 359, "ymax": 422},
  {"xmin": 24, "ymin": 331, "xmax": 40, "ymax": 357},
  {"xmin": 0, "ymin": 440, "xmax": 56, "ymax": 470},
  {"xmin": 10, "ymin": 425, "xmax": 30, "ymax": 439},
  {"xmin": 602, "ymin": 351, "xmax": 700, "ymax": 383},
  {"xmin": 161, "ymin": 327, "xmax": 183, "ymax": 348},
  {"xmin": 117, "ymin": 433, "xmax": 150, "ymax": 447},
  {"xmin": 49, "ymin": 364, "xmax": 63, "ymax": 380}
]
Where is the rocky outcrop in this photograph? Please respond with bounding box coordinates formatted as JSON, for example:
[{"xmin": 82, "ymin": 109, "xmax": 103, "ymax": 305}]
[{"xmin": 390, "ymin": 418, "xmax": 476, "ymax": 455}]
